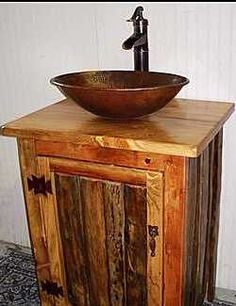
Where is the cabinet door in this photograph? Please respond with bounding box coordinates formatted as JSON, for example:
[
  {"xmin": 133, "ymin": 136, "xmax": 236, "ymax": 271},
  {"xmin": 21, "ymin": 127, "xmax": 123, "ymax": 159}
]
[{"xmin": 43, "ymin": 157, "xmax": 164, "ymax": 306}]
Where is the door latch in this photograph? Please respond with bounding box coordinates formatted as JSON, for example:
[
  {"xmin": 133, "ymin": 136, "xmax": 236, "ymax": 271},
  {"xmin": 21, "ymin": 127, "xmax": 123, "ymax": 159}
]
[{"xmin": 148, "ymin": 225, "xmax": 159, "ymax": 257}]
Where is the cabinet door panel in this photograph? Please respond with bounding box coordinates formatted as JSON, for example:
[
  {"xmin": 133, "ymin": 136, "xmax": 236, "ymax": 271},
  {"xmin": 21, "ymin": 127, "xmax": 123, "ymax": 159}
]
[
  {"xmin": 56, "ymin": 175, "xmax": 125, "ymax": 306},
  {"xmin": 55, "ymin": 174, "xmax": 152, "ymax": 306},
  {"xmin": 29, "ymin": 155, "xmax": 165, "ymax": 305}
]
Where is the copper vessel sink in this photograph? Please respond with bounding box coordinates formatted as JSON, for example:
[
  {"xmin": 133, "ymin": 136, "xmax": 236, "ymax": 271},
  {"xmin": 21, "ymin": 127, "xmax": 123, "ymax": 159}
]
[{"xmin": 50, "ymin": 71, "xmax": 189, "ymax": 119}]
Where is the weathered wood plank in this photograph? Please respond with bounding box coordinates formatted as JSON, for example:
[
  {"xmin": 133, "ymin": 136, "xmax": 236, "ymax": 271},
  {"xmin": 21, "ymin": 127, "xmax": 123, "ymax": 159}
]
[
  {"xmin": 199, "ymin": 146, "xmax": 210, "ymax": 301},
  {"xmin": 202, "ymin": 138, "xmax": 215, "ymax": 303},
  {"xmin": 207, "ymin": 129, "xmax": 223, "ymax": 301},
  {"xmin": 190, "ymin": 147, "xmax": 210, "ymax": 306},
  {"xmin": 55, "ymin": 175, "xmax": 88, "ymax": 306},
  {"xmin": 17, "ymin": 139, "xmax": 54, "ymax": 305},
  {"xmin": 103, "ymin": 182, "xmax": 125, "ymax": 306},
  {"xmin": 184, "ymin": 131, "xmax": 222, "ymax": 306},
  {"xmin": 124, "ymin": 185, "xmax": 147, "ymax": 305},
  {"xmin": 184, "ymin": 156, "xmax": 198, "ymax": 306},
  {"xmin": 146, "ymin": 171, "xmax": 164, "ymax": 306},
  {"xmin": 79, "ymin": 178, "xmax": 110, "ymax": 306},
  {"xmin": 203, "ymin": 138, "xmax": 215, "ymax": 300}
]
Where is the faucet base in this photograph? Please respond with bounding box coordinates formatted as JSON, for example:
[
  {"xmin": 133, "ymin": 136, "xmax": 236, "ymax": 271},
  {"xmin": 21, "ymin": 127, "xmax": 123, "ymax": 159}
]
[{"xmin": 134, "ymin": 49, "xmax": 149, "ymax": 71}]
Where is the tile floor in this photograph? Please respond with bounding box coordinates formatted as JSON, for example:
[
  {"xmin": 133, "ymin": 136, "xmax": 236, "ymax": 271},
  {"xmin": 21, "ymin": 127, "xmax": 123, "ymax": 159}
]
[
  {"xmin": 0, "ymin": 240, "xmax": 235, "ymax": 305},
  {"xmin": 0, "ymin": 241, "xmax": 39, "ymax": 305}
]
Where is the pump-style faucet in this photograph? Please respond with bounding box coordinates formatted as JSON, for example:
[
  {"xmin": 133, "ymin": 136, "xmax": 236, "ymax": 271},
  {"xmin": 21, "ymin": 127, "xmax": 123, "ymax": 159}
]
[{"xmin": 122, "ymin": 6, "xmax": 149, "ymax": 71}]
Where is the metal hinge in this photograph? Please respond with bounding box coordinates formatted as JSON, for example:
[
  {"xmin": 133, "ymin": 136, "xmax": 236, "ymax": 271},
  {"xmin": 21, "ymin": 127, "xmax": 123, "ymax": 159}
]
[
  {"xmin": 41, "ymin": 280, "xmax": 64, "ymax": 298},
  {"xmin": 27, "ymin": 175, "xmax": 52, "ymax": 196}
]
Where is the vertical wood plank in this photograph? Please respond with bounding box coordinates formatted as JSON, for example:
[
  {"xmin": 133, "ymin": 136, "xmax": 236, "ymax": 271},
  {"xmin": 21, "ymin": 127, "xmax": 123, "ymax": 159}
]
[
  {"xmin": 163, "ymin": 156, "xmax": 186, "ymax": 306},
  {"xmin": 199, "ymin": 146, "xmax": 210, "ymax": 300},
  {"xmin": 37, "ymin": 157, "xmax": 69, "ymax": 306},
  {"xmin": 146, "ymin": 171, "xmax": 164, "ymax": 306},
  {"xmin": 203, "ymin": 138, "xmax": 215, "ymax": 298},
  {"xmin": 184, "ymin": 156, "xmax": 198, "ymax": 306},
  {"xmin": 124, "ymin": 185, "xmax": 147, "ymax": 306},
  {"xmin": 103, "ymin": 182, "xmax": 125, "ymax": 306},
  {"xmin": 184, "ymin": 132, "xmax": 222, "ymax": 306},
  {"xmin": 190, "ymin": 147, "xmax": 210, "ymax": 306},
  {"xmin": 190, "ymin": 153, "xmax": 201, "ymax": 305},
  {"xmin": 207, "ymin": 129, "xmax": 223, "ymax": 301},
  {"xmin": 80, "ymin": 177, "xmax": 110, "ymax": 306},
  {"xmin": 17, "ymin": 138, "xmax": 54, "ymax": 306},
  {"xmin": 54, "ymin": 174, "xmax": 89, "ymax": 306}
]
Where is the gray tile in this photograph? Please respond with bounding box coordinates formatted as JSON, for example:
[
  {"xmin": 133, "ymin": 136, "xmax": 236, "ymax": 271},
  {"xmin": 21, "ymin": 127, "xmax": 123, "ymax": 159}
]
[{"xmin": 216, "ymin": 288, "xmax": 236, "ymax": 305}]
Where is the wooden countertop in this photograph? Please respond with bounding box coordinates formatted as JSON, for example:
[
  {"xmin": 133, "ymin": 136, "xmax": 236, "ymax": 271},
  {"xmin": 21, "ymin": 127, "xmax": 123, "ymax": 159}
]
[{"xmin": 1, "ymin": 98, "xmax": 234, "ymax": 157}]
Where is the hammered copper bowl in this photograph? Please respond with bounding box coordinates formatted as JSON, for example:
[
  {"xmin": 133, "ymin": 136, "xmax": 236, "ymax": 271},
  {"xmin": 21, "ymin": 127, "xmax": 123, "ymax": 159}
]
[{"xmin": 50, "ymin": 70, "xmax": 189, "ymax": 119}]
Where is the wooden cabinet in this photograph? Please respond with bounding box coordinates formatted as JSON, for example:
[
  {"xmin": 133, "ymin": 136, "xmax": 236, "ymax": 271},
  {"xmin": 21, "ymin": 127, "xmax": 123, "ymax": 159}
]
[{"xmin": 1, "ymin": 98, "xmax": 234, "ymax": 306}]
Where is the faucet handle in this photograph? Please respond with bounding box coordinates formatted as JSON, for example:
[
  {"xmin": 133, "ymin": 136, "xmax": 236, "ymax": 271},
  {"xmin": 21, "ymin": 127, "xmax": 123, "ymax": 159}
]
[{"xmin": 127, "ymin": 6, "xmax": 144, "ymax": 22}]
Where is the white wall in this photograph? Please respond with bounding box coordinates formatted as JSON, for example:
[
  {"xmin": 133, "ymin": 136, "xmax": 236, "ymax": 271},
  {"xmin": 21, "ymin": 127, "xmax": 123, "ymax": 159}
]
[{"xmin": 0, "ymin": 2, "xmax": 235, "ymax": 290}]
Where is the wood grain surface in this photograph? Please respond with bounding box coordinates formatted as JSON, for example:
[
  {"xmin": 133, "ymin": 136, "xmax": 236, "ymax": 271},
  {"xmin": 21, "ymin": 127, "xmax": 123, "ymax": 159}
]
[
  {"xmin": 17, "ymin": 139, "xmax": 56, "ymax": 305},
  {"xmin": 54, "ymin": 175, "xmax": 89, "ymax": 306},
  {"xmin": 35, "ymin": 140, "xmax": 179, "ymax": 171},
  {"xmin": 37, "ymin": 157, "xmax": 68, "ymax": 306},
  {"xmin": 146, "ymin": 172, "xmax": 164, "ymax": 306},
  {"xmin": 124, "ymin": 185, "xmax": 147, "ymax": 305},
  {"xmin": 14, "ymin": 123, "xmax": 225, "ymax": 305},
  {"xmin": 54, "ymin": 173, "xmax": 164, "ymax": 306},
  {"xmin": 184, "ymin": 129, "xmax": 223, "ymax": 306},
  {"xmin": 207, "ymin": 129, "xmax": 223, "ymax": 301},
  {"xmin": 50, "ymin": 157, "xmax": 147, "ymax": 186},
  {"xmin": 103, "ymin": 182, "xmax": 125, "ymax": 306},
  {"xmin": 2, "ymin": 98, "xmax": 234, "ymax": 157},
  {"xmin": 162, "ymin": 156, "xmax": 187, "ymax": 306},
  {"xmin": 184, "ymin": 148, "xmax": 210, "ymax": 306},
  {"xmin": 50, "ymin": 156, "xmax": 187, "ymax": 306}
]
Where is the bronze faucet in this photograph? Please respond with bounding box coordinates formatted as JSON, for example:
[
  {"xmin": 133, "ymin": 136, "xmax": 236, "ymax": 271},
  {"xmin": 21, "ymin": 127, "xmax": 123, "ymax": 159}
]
[{"xmin": 122, "ymin": 6, "xmax": 149, "ymax": 71}]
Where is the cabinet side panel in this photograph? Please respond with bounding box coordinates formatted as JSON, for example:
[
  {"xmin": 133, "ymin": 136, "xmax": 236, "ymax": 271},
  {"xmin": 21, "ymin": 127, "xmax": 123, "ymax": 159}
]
[
  {"xmin": 184, "ymin": 156, "xmax": 198, "ymax": 306},
  {"xmin": 54, "ymin": 175, "xmax": 89, "ymax": 306},
  {"xmin": 124, "ymin": 185, "xmax": 147, "ymax": 306},
  {"xmin": 184, "ymin": 130, "xmax": 223, "ymax": 305},
  {"xmin": 186, "ymin": 147, "xmax": 210, "ymax": 306},
  {"xmin": 17, "ymin": 138, "xmax": 54, "ymax": 305},
  {"xmin": 206, "ymin": 129, "xmax": 223, "ymax": 301}
]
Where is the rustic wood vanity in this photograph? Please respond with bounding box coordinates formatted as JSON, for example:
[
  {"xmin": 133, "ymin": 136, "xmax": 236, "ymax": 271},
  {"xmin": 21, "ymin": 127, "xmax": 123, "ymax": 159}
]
[{"xmin": 1, "ymin": 98, "xmax": 234, "ymax": 306}]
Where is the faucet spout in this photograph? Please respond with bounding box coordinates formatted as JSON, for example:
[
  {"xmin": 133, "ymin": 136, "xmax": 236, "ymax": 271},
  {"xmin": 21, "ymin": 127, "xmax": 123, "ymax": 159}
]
[
  {"xmin": 122, "ymin": 33, "xmax": 142, "ymax": 50},
  {"xmin": 122, "ymin": 6, "xmax": 149, "ymax": 71}
]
